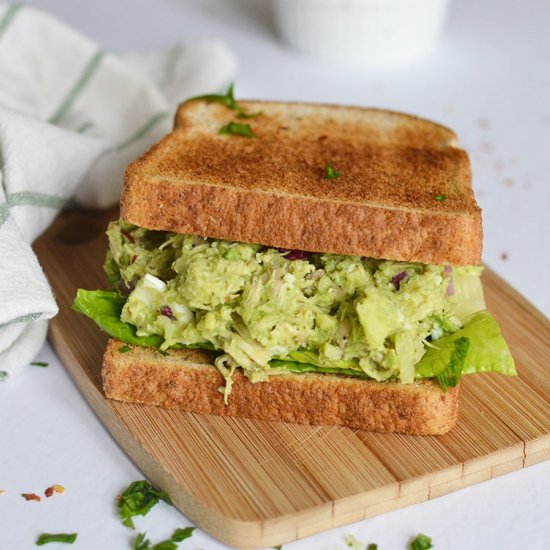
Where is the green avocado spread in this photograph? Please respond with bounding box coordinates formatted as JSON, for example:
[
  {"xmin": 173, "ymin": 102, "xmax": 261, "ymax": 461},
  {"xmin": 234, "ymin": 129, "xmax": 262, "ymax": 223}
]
[{"xmin": 74, "ymin": 220, "xmax": 516, "ymax": 401}]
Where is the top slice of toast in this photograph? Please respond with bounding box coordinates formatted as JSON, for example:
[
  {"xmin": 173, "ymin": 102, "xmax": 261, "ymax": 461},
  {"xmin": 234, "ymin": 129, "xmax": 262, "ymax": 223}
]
[{"xmin": 122, "ymin": 100, "xmax": 482, "ymax": 265}]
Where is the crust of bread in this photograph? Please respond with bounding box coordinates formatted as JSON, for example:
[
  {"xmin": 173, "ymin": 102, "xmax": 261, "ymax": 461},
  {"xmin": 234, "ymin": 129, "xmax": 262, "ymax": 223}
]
[
  {"xmin": 103, "ymin": 339, "xmax": 461, "ymax": 435},
  {"xmin": 121, "ymin": 100, "xmax": 482, "ymax": 266}
]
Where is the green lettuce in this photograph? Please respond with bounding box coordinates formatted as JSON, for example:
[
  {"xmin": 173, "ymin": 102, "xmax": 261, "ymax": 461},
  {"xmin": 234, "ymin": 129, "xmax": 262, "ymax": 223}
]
[
  {"xmin": 72, "ymin": 289, "xmax": 213, "ymax": 350},
  {"xmin": 74, "ymin": 290, "xmax": 515, "ymax": 388},
  {"xmin": 416, "ymin": 311, "xmax": 516, "ymax": 384}
]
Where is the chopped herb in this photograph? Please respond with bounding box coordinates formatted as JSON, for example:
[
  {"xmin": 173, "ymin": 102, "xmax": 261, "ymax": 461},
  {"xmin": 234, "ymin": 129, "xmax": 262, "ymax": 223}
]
[
  {"xmin": 31, "ymin": 361, "xmax": 49, "ymax": 367},
  {"xmin": 171, "ymin": 527, "xmax": 195, "ymax": 542},
  {"xmin": 118, "ymin": 345, "xmax": 132, "ymax": 353},
  {"xmin": 324, "ymin": 163, "xmax": 341, "ymax": 179},
  {"xmin": 368, "ymin": 545, "xmax": 378, "ymax": 550},
  {"xmin": 434, "ymin": 194, "xmax": 447, "ymax": 201},
  {"xmin": 410, "ymin": 533, "xmax": 433, "ymax": 550},
  {"xmin": 133, "ymin": 527, "xmax": 195, "ymax": 549},
  {"xmin": 158, "ymin": 349, "xmax": 170, "ymax": 357},
  {"xmin": 36, "ymin": 533, "xmax": 77, "ymax": 545},
  {"xmin": 0, "ymin": 371, "xmax": 6, "ymax": 381},
  {"xmin": 117, "ymin": 480, "xmax": 172, "ymax": 529},
  {"xmin": 188, "ymin": 82, "xmax": 239, "ymax": 110},
  {"xmin": 219, "ymin": 122, "xmax": 256, "ymax": 138},
  {"xmin": 237, "ymin": 109, "xmax": 263, "ymax": 119},
  {"xmin": 189, "ymin": 83, "xmax": 261, "ymax": 120},
  {"xmin": 273, "ymin": 546, "xmax": 282, "ymax": 550},
  {"xmin": 133, "ymin": 532, "xmax": 152, "ymax": 550},
  {"xmin": 345, "ymin": 534, "xmax": 363, "ymax": 550}
]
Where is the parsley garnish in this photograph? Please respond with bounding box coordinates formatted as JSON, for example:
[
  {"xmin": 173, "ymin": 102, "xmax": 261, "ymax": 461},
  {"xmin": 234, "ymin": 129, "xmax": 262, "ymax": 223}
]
[
  {"xmin": 324, "ymin": 163, "xmax": 341, "ymax": 179},
  {"xmin": 188, "ymin": 82, "xmax": 240, "ymax": 110},
  {"xmin": 118, "ymin": 346, "xmax": 132, "ymax": 353},
  {"xmin": 31, "ymin": 362, "xmax": 49, "ymax": 367},
  {"xmin": 171, "ymin": 528, "xmax": 195, "ymax": 542},
  {"xmin": 410, "ymin": 533, "xmax": 433, "ymax": 550},
  {"xmin": 236, "ymin": 109, "xmax": 263, "ymax": 119},
  {"xmin": 133, "ymin": 528, "xmax": 195, "ymax": 549},
  {"xmin": 117, "ymin": 480, "xmax": 172, "ymax": 529},
  {"xmin": 189, "ymin": 83, "xmax": 261, "ymax": 119},
  {"xmin": 434, "ymin": 194, "xmax": 447, "ymax": 201},
  {"xmin": 36, "ymin": 533, "xmax": 77, "ymax": 545},
  {"xmin": 368, "ymin": 545, "xmax": 378, "ymax": 550},
  {"xmin": 219, "ymin": 122, "xmax": 256, "ymax": 138}
]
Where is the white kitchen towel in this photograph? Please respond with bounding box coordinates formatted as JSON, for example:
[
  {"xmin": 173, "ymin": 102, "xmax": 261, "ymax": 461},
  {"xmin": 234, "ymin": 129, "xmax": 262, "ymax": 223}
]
[{"xmin": 0, "ymin": 3, "xmax": 237, "ymax": 379}]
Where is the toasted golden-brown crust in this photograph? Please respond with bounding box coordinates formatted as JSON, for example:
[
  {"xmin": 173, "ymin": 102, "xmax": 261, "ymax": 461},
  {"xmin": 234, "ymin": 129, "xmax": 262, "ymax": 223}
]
[
  {"xmin": 103, "ymin": 339, "xmax": 461, "ymax": 435},
  {"xmin": 121, "ymin": 100, "xmax": 482, "ymax": 265}
]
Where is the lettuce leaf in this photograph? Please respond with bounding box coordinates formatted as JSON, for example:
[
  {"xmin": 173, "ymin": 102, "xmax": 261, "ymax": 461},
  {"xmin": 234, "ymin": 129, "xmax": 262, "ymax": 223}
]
[
  {"xmin": 72, "ymin": 289, "xmax": 213, "ymax": 350},
  {"xmin": 416, "ymin": 311, "xmax": 516, "ymax": 382},
  {"xmin": 74, "ymin": 290, "xmax": 515, "ymax": 388}
]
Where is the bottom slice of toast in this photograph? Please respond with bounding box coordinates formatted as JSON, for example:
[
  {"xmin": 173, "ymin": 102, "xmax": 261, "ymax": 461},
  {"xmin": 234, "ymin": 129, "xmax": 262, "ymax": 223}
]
[{"xmin": 103, "ymin": 338, "xmax": 460, "ymax": 435}]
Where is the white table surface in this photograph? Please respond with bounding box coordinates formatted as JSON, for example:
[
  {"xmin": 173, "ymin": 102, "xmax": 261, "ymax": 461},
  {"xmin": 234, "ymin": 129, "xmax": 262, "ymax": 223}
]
[{"xmin": 2, "ymin": 1, "xmax": 550, "ymax": 548}]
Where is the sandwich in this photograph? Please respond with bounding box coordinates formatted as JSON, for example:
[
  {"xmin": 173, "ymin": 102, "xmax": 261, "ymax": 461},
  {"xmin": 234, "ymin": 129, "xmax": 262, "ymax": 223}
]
[{"xmin": 74, "ymin": 86, "xmax": 516, "ymax": 435}]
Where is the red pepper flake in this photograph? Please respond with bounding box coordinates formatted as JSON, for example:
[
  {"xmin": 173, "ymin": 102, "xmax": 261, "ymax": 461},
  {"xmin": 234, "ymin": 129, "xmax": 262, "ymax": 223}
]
[
  {"xmin": 45, "ymin": 484, "xmax": 65, "ymax": 497},
  {"xmin": 22, "ymin": 493, "xmax": 41, "ymax": 502},
  {"xmin": 131, "ymin": 255, "xmax": 137, "ymax": 264},
  {"xmin": 275, "ymin": 248, "xmax": 312, "ymax": 261},
  {"xmin": 121, "ymin": 229, "xmax": 135, "ymax": 243}
]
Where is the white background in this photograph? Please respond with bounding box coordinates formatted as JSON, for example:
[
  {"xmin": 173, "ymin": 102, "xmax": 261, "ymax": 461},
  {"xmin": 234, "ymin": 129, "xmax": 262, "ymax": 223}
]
[{"xmin": 2, "ymin": 1, "xmax": 550, "ymax": 549}]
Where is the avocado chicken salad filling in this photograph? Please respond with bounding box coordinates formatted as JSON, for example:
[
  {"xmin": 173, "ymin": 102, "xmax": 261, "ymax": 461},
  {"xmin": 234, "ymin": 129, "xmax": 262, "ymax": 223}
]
[{"xmin": 74, "ymin": 220, "xmax": 516, "ymax": 401}]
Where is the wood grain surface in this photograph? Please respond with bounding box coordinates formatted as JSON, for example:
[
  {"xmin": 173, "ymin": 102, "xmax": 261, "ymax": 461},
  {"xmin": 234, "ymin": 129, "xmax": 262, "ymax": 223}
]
[{"xmin": 34, "ymin": 208, "xmax": 550, "ymax": 549}]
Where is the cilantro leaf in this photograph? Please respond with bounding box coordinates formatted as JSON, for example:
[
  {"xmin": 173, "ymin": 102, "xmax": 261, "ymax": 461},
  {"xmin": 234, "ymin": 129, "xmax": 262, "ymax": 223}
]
[
  {"xmin": 151, "ymin": 542, "xmax": 177, "ymax": 550},
  {"xmin": 324, "ymin": 163, "xmax": 341, "ymax": 179},
  {"xmin": 170, "ymin": 527, "xmax": 195, "ymax": 542},
  {"xmin": 188, "ymin": 82, "xmax": 239, "ymax": 110},
  {"xmin": 236, "ymin": 109, "xmax": 263, "ymax": 119},
  {"xmin": 133, "ymin": 528, "xmax": 195, "ymax": 550},
  {"xmin": 117, "ymin": 480, "xmax": 172, "ymax": 529},
  {"xmin": 36, "ymin": 533, "xmax": 77, "ymax": 545},
  {"xmin": 434, "ymin": 194, "xmax": 447, "ymax": 201},
  {"xmin": 410, "ymin": 533, "xmax": 433, "ymax": 550},
  {"xmin": 118, "ymin": 345, "xmax": 132, "ymax": 353},
  {"xmin": 219, "ymin": 122, "xmax": 256, "ymax": 138},
  {"xmin": 30, "ymin": 362, "xmax": 49, "ymax": 367},
  {"xmin": 133, "ymin": 532, "xmax": 152, "ymax": 550}
]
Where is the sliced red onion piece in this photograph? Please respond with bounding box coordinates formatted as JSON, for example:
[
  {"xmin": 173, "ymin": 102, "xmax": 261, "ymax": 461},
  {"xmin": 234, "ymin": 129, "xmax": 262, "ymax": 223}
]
[
  {"xmin": 160, "ymin": 305, "xmax": 176, "ymax": 320},
  {"xmin": 444, "ymin": 265, "xmax": 453, "ymax": 275},
  {"xmin": 447, "ymin": 282, "xmax": 455, "ymax": 297},
  {"xmin": 391, "ymin": 271, "xmax": 408, "ymax": 290},
  {"xmin": 119, "ymin": 279, "xmax": 136, "ymax": 296},
  {"xmin": 275, "ymin": 248, "xmax": 312, "ymax": 261}
]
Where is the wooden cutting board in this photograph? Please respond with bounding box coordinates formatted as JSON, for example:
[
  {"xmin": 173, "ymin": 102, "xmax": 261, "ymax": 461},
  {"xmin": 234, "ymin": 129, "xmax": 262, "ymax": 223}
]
[{"xmin": 34, "ymin": 208, "xmax": 550, "ymax": 549}]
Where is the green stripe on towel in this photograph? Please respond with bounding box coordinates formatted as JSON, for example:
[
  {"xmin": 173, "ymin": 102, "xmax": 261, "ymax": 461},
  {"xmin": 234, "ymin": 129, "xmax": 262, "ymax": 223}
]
[
  {"xmin": 48, "ymin": 49, "xmax": 106, "ymax": 125},
  {"xmin": 0, "ymin": 4, "xmax": 22, "ymax": 41},
  {"xmin": 115, "ymin": 111, "xmax": 169, "ymax": 152},
  {"xmin": 0, "ymin": 312, "xmax": 42, "ymax": 328},
  {"xmin": 0, "ymin": 191, "xmax": 66, "ymax": 227}
]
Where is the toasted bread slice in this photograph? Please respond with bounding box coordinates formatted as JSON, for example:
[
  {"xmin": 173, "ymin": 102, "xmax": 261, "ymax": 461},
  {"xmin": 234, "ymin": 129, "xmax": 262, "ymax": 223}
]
[
  {"xmin": 103, "ymin": 339, "xmax": 460, "ymax": 435},
  {"xmin": 122, "ymin": 101, "xmax": 482, "ymax": 265}
]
